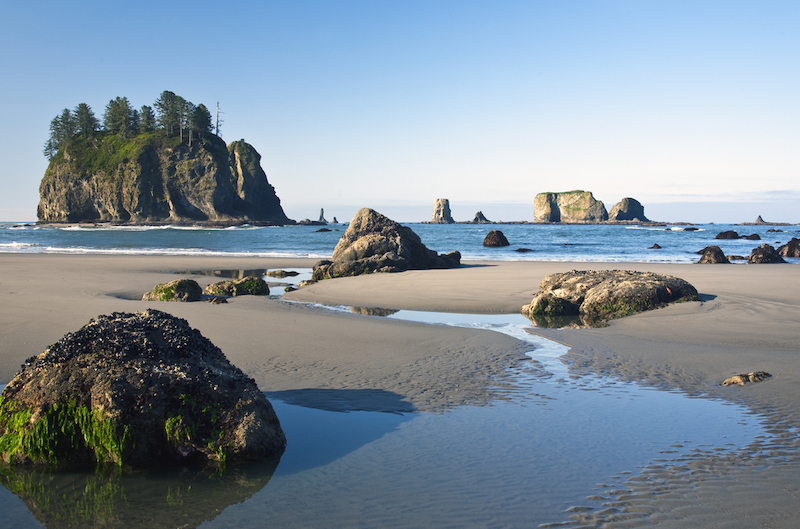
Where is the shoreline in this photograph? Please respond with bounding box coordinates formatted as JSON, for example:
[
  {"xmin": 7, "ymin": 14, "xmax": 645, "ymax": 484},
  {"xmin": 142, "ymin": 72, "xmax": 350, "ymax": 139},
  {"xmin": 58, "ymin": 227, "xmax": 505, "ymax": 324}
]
[{"xmin": 2, "ymin": 254, "xmax": 799, "ymax": 525}]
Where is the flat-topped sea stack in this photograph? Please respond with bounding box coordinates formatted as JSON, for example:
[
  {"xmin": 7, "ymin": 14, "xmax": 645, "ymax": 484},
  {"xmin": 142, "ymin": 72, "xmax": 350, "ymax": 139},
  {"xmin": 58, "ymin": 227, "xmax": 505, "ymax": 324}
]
[
  {"xmin": 312, "ymin": 208, "xmax": 460, "ymax": 280},
  {"xmin": 431, "ymin": 199, "xmax": 455, "ymax": 224},
  {"xmin": 533, "ymin": 191, "xmax": 608, "ymax": 223},
  {"xmin": 38, "ymin": 135, "xmax": 291, "ymax": 225},
  {"xmin": 608, "ymin": 197, "xmax": 649, "ymax": 222}
]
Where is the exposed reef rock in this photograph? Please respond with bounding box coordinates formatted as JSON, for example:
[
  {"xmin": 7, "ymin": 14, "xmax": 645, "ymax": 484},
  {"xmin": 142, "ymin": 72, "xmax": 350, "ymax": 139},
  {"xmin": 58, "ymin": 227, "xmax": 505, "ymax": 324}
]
[
  {"xmin": 203, "ymin": 276, "xmax": 270, "ymax": 297},
  {"xmin": 697, "ymin": 246, "xmax": 730, "ymax": 264},
  {"xmin": 431, "ymin": 199, "xmax": 455, "ymax": 224},
  {"xmin": 715, "ymin": 230, "xmax": 741, "ymax": 239},
  {"xmin": 38, "ymin": 135, "xmax": 291, "ymax": 225},
  {"xmin": 748, "ymin": 244, "xmax": 787, "ymax": 263},
  {"xmin": 142, "ymin": 279, "xmax": 203, "ymax": 301},
  {"xmin": 778, "ymin": 238, "xmax": 800, "ymax": 257},
  {"xmin": 533, "ymin": 191, "xmax": 608, "ymax": 223},
  {"xmin": 312, "ymin": 208, "xmax": 460, "ymax": 280},
  {"xmin": 608, "ymin": 198, "xmax": 649, "ymax": 222},
  {"xmin": 483, "ymin": 230, "xmax": 510, "ymax": 247},
  {"xmin": 472, "ymin": 211, "xmax": 491, "ymax": 223},
  {"xmin": 0, "ymin": 310, "xmax": 286, "ymax": 469},
  {"xmin": 722, "ymin": 371, "xmax": 771, "ymax": 386},
  {"xmin": 521, "ymin": 270, "xmax": 699, "ymax": 327}
]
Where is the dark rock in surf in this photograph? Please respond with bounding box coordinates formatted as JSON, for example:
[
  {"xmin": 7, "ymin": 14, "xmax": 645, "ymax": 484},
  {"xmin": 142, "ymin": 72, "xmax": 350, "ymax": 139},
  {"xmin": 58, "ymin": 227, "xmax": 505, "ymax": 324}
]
[
  {"xmin": 748, "ymin": 244, "xmax": 786, "ymax": 264},
  {"xmin": 483, "ymin": 230, "xmax": 510, "ymax": 247},
  {"xmin": 698, "ymin": 246, "xmax": 730, "ymax": 264},
  {"xmin": 715, "ymin": 230, "xmax": 740, "ymax": 239},
  {"xmin": 778, "ymin": 238, "xmax": 800, "ymax": 258}
]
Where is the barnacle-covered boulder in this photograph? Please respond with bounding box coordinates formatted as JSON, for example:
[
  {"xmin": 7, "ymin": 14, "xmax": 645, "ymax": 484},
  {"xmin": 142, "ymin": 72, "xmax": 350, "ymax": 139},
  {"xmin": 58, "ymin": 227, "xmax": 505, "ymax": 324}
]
[{"xmin": 0, "ymin": 309, "xmax": 285, "ymax": 469}]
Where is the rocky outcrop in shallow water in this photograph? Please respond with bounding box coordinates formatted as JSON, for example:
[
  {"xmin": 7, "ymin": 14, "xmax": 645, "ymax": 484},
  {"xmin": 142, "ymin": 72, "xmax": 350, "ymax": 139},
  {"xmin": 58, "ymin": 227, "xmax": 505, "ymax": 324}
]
[
  {"xmin": 431, "ymin": 199, "xmax": 455, "ymax": 224},
  {"xmin": 697, "ymin": 246, "xmax": 730, "ymax": 264},
  {"xmin": 312, "ymin": 208, "xmax": 460, "ymax": 279},
  {"xmin": 778, "ymin": 238, "xmax": 800, "ymax": 257},
  {"xmin": 608, "ymin": 197, "xmax": 649, "ymax": 222},
  {"xmin": 483, "ymin": 230, "xmax": 510, "ymax": 247},
  {"xmin": 522, "ymin": 270, "xmax": 699, "ymax": 326},
  {"xmin": 748, "ymin": 244, "xmax": 786, "ymax": 263},
  {"xmin": 0, "ymin": 309, "xmax": 285, "ymax": 469},
  {"xmin": 533, "ymin": 191, "xmax": 608, "ymax": 223}
]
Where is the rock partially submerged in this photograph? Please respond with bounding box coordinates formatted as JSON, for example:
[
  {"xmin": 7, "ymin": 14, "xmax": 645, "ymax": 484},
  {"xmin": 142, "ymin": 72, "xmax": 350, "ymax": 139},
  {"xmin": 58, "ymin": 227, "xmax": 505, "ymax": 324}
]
[
  {"xmin": 608, "ymin": 197, "xmax": 649, "ymax": 222},
  {"xmin": 312, "ymin": 208, "xmax": 460, "ymax": 280},
  {"xmin": 0, "ymin": 310, "xmax": 285, "ymax": 469},
  {"xmin": 778, "ymin": 238, "xmax": 800, "ymax": 257},
  {"xmin": 142, "ymin": 278, "xmax": 203, "ymax": 302},
  {"xmin": 697, "ymin": 246, "xmax": 730, "ymax": 264},
  {"xmin": 722, "ymin": 371, "xmax": 771, "ymax": 386},
  {"xmin": 522, "ymin": 270, "xmax": 699, "ymax": 327},
  {"xmin": 483, "ymin": 230, "xmax": 510, "ymax": 247}
]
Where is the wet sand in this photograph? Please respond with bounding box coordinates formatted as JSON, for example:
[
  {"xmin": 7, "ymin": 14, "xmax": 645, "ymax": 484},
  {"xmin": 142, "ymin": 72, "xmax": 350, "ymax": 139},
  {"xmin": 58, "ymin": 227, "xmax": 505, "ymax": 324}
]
[{"xmin": 2, "ymin": 254, "xmax": 800, "ymax": 526}]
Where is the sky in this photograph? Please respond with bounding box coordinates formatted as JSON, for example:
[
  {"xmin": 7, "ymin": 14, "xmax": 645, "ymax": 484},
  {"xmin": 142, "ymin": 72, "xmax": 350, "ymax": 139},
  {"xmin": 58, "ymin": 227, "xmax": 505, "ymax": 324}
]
[{"xmin": 1, "ymin": 0, "xmax": 798, "ymax": 224}]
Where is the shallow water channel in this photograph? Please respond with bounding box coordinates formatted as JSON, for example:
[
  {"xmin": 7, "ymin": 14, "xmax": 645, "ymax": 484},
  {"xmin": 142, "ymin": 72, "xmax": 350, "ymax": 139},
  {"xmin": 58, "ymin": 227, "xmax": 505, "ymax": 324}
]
[{"xmin": 0, "ymin": 272, "xmax": 781, "ymax": 528}]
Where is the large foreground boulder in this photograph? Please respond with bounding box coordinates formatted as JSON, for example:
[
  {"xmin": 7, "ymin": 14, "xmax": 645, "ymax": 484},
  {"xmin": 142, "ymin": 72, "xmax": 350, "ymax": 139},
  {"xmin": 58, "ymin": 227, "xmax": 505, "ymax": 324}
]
[
  {"xmin": 522, "ymin": 270, "xmax": 699, "ymax": 326},
  {"xmin": 0, "ymin": 310, "xmax": 285, "ymax": 469},
  {"xmin": 312, "ymin": 208, "xmax": 461, "ymax": 279}
]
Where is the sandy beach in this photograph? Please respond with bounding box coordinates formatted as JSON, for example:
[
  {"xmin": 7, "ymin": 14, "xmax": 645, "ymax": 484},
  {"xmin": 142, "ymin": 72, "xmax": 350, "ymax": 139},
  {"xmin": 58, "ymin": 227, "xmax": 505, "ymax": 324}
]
[{"xmin": 2, "ymin": 253, "xmax": 800, "ymax": 526}]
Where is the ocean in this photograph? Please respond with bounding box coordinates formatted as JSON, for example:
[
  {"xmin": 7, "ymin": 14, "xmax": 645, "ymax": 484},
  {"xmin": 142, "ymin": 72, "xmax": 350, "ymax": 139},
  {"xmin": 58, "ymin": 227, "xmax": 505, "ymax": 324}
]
[{"xmin": 1, "ymin": 221, "xmax": 798, "ymax": 263}]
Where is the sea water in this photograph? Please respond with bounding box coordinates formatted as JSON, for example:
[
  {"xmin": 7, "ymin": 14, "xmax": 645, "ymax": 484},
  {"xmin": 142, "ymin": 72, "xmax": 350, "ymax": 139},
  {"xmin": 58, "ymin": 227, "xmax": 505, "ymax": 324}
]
[{"xmin": 1, "ymin": 221, "xmax": 798, "ymax": 263}]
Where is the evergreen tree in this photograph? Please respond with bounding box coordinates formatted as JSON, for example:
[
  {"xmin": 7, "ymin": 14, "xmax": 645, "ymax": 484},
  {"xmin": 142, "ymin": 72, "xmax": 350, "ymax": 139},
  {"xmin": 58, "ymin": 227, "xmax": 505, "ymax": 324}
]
[
  {"xmin": 139, "ymin": 105, "xmax": 156, "ymax": 133},
  {"xmin": 191, "ymin": 104, "xmax": 213, "ymax": 135},
  {"xmin": 73, "ymin": 103, "xmax": 98, "ymax": 139},
  {"xmin": 103, "ymin": 96, "xmax": 136, "ymax": 137},
  {"xmin": 154, "ymin": 90, "xmax": 184, "ymax": 136},
  {"xmin": 43, "ymin": 108, "xmax": 76, "ymax": 160}
]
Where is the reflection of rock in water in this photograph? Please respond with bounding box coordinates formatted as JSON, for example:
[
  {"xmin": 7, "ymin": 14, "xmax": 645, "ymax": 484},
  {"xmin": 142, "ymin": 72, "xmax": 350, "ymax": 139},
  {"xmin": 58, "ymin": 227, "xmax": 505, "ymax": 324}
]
[
  {"xmin": 181, "ymin": 269, "xmax": 268, "ymax": 279},
  {"xmin": 0, "ymin": 457, "xmax": 280, "ymax": 529},
  {"xmin": 523, "ymin": 312, "xmax": 606, "ymax": 329},
  {"xmin": 350, "ymin": 306, "xmax": 399, "ymax": 317}
]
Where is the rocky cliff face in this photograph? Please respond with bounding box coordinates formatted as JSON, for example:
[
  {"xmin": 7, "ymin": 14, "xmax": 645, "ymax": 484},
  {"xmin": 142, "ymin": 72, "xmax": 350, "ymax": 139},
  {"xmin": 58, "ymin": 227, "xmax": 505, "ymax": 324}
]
[
  {"xmin": 608, "ymin": 197, "xmax": 649, "ymax": 222},
  {"xmin": 533, "ymin": 191, "xmax": 608, "ymax": 223},
  {"xmin": 38, "ymin": 134, "xmax": 291, "ymax": 224},
  {"xmin": 431, "ymin": 198, "xmax": 455, "ymax": 223}
]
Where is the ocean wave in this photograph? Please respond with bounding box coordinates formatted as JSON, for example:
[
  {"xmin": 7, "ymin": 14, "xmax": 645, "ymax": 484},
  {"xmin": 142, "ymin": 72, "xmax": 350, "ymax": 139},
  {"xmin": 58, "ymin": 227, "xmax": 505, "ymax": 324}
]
[
  {"xmin": 0, "ymin": 242, "xmax": 40, "ymax": 249},
  {"xmin": 0, "ymin": 244, "xmax": 331, "ymax": 259}
]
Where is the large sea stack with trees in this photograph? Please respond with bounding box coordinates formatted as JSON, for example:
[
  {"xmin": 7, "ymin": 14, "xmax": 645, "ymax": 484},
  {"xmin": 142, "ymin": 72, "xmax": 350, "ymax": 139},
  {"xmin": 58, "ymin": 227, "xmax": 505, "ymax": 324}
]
[{"xmin": 37, "ymin": 91, "xmax": 291, "ymax": 225}]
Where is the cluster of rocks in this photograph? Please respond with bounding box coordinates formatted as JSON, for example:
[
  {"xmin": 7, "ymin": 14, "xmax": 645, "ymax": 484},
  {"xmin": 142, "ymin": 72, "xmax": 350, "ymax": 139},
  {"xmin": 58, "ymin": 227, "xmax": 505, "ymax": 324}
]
[
  {"xmin": 715, "ymin": 230, "xmax": 760, "ymax": 240},
  {"xmin": 0, "ymin": 310, "xmax": 285, "ymax": 469},
  {"xmin": 142, "ymin": 276, "xmax": 270, "ymax": 302},
  {"xmin": 312, "ymin": 208, "xmax": 460, "ymax": 280},
  {"xmin": 697, "ymin": 244, "xmax": 788, "ymax": 264},
  {"xmin": 521, "ymin": 270, "xmax": 699, "ymax": 327},
  {"xmin": 533, "ymin": 192, "xmax": 649, "ymax": 223}
]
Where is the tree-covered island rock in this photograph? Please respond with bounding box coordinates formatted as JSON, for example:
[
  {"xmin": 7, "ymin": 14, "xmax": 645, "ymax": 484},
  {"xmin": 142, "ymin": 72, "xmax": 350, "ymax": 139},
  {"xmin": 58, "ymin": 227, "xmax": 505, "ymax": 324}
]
[
  {"xmin": 0, "ymin": 310, "xmax": 286, "ymax": 469},
  {"xmin": 37, "ymin": 91, "xmax": 290, "ymax": 225}
]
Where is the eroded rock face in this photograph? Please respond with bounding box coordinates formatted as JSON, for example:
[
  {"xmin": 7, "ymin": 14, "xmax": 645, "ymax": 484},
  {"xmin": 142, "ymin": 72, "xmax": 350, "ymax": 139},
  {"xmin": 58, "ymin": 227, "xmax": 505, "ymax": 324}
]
[
  {"xmin": 483, "ymin": 230, "xmax": 510, "ymax": 247},
  {"xmin": 778, "ymin": 238, "xmax": 800, "ymax": 257},
  {"xmin": 0, "ymin": 310, "xmax": 285, "ymax": 469},
  {"xmin": 533, "ymin": 191, "xmax": 608, "ymax": 223},
  {"xmin": 38, "ymin": 136, "xmax": 291, "ymax": 225},
  {"xmin": 521, "ymin": 270, "xmax": 699, "ymax": 326},
  {"xmin": 431, "ymin": 199, "xmax": 455, "ymax": 224},
  {"xmin": 312, "ymin": 208, "xmax": 460, "ymax": 279},
  {"xmin": 472, "ymin": 211, "xmax": 491, "ymax": 223},
  {"xmin": 697, "ymin": 246, "xmax": 730, "ymax": 264},
  {"xmin": 748, "ymin": 244, "xmax": 786, "ymax": 263},
  {"xmin": 608, "ymin": 198, "xmax": 649, "ymax": 222}
]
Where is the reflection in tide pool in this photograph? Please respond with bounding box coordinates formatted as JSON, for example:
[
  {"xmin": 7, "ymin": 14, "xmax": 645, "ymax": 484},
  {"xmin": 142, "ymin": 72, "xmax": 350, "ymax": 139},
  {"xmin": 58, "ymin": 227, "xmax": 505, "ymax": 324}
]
[{"xmin": 0, "ymin": 310, "xmax": 777, "ymax": 528}]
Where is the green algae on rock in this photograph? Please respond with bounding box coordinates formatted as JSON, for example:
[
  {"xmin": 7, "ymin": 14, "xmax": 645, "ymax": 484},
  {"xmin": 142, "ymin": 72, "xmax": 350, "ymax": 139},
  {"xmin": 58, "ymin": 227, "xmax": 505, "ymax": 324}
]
[
  {"xmin": 142, "ymin": 278, "xmax": 203, "ymax": 301},
  {"xmin": 0, "ymin": 310, "xmax": 285, "ymax": 469},
  {"xmin": 203, "ymin": 276, "xmax": 269, "ymax": 297},
  {"xmin": 522, "ymin": 270, "xmax": 700, "ymax": 327}
]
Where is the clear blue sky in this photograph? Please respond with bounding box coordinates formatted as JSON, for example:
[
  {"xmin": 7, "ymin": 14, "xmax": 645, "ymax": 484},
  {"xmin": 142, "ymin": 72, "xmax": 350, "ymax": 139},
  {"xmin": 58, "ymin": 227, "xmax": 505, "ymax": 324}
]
[{"xmin": 1, "ymin": 0, "xmax": 798, "ymax": 223}]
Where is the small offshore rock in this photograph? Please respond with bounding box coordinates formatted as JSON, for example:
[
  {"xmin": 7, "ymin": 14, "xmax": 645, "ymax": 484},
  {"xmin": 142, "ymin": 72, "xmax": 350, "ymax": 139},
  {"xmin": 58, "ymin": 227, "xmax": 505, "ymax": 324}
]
[
  {"xmin": 483, "ymin": 230, "xmax": 510, "ymax": 247},
  {"xmin": 204, "ymin": 276, "xmax": 270, "ymax": 296},
  {"xmin": 143, "ymin": 279, "xmax": 203, "ymax": 302},
  {"xmin": 697, "ymin": 246, "xmax": 730, "ymax": 264},
  {"xmin": 748, "ymin": 244, "xmax": 787, "ymax": 264},
  {"xmin": 722, "ymin": 371, "xmax": 772, "ymax": 386},
  {"xmin": 649, "ymin": 243, "xmax": 662, "ymax": 249},
  {"xmin": 743, "ymin": 233, "xmax": 761, "ymax": 240},
  {"xmin": 715, "ymin": 230, "xmax": 740, "ymax": 239},
  {"xmin": 472, "ymin": 211, "xmax": 491, "ymax": 223},
  {"xmin": 516, "ymin": 248, "xmax": 533, "ymax": 253}
]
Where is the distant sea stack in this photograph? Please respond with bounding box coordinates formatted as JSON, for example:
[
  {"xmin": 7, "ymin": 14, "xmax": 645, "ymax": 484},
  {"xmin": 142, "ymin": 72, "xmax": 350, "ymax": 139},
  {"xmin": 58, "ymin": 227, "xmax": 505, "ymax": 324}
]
[
  {"xmin": 608, "ymin": 198, "xmax": 649, "ymax": 222},
  {"xmin": 38, "ymin": 135, "xmax": 291, "ymax": 225},
  {"xmin": 431, "ymin": 199, "xmax": 455, "ymax": 224},
  {"xmin": 533, "ymin": 191, "xmax": 608, "ymax": 223}
]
